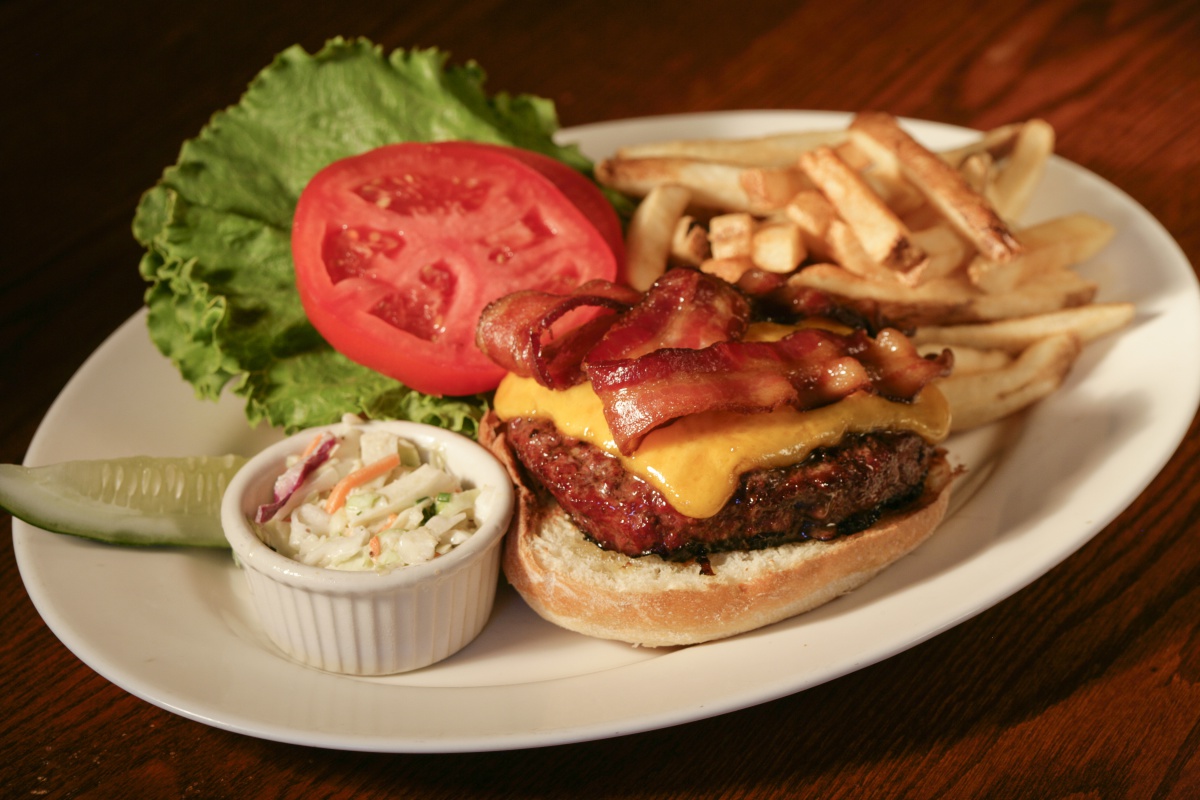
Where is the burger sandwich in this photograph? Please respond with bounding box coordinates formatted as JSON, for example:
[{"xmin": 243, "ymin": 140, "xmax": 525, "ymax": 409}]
[{"xmin": 476, "ymin": 267, "xmax": 955, "ymax": 647}]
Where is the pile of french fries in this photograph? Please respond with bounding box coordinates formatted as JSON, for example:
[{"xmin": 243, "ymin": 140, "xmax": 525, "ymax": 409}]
[{"xmin": 596, "ymin": 111, "xmax": 1135, "ymax": 432}]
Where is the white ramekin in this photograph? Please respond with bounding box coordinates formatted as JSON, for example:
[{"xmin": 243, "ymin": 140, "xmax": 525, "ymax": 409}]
[{"xmin": 221, "ymin": 420, "xmax": 514, "ymax": 676}]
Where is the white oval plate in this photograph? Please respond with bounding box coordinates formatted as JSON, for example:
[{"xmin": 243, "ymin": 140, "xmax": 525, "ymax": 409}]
[{"xmin": 13, "ymin": 112, "xmax": 1200, "ymax": 752}]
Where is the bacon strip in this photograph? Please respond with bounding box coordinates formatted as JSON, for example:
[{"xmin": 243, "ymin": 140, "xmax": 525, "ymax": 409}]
[
  {"xmin": 476, "ymin": 280, "xmax": 640, "ymax": 389},
  {"xmin": 590, "ymin": 327, "xmax": 951, "ymax": 454},
  {"xmin": 586, "ymin": 268, "xmax": 751, "ymax": 362},
  {"xmin": 859, "ymin": 328, "xmax": 954, "ymax": 399},
  {"xmin": 476, "ymin": 267, "xmax": 952, "ymax": 455}
]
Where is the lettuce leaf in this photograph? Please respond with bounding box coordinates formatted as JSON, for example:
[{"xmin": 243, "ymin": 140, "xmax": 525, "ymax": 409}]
[{"xmin": 134, "ymin": 38, "xmax": 595, "ymax": 436}]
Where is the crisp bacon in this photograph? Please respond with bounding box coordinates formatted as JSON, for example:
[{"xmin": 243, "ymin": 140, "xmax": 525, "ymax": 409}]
[
  {"xmin": 586, "ymin": 268, "xmax": 751, "ymax": 362},
  {"xmin": 858, "ymin": 328, "xmax": 954, "ymax": 399},
  {"xmin": 475, "ymin": 267, "xmax": 952, "ymax": 455},
  {"xmin": 475, "ymin": 280, "xmax": 640, "ymax": 389},
  {"xmin": 588, "ymin": 328, "xmax": 920, "ymax": 454}
]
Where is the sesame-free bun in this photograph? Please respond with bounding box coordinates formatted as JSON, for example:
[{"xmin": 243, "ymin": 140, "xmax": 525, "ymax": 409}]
[{"xmin": 481, "ymin": 412, "xmax": 954, "ymax": 648}]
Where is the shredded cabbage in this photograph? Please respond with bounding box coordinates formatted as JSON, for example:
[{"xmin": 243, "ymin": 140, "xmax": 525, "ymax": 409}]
[{"xmin": 254, "ymin": 417, "xmax": 483, "ymax": 572}]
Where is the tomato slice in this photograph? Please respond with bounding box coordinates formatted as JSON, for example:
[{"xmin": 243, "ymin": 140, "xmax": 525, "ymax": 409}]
[{"xmin": 292, "ymin": 142, "xmax": 625, "ymax": 397}]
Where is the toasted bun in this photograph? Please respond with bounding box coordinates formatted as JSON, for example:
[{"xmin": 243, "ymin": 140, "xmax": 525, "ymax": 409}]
[{"xmin": 481, "ymin": 412, "xmax": 954, "ymax": 648}]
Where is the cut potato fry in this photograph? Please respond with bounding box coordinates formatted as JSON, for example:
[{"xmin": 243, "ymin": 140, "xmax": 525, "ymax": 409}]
[
  {"xmin": 799, "ymin": 146, "xmax": 925, "ymax": 275},
  {"xmin": 912, "ymin": 302, "xmax": 1135, "ymax": 354},
  {"xmin": 824, "ymin": 221, "xmax": 907, "ymax": 283},
  {"xmin": 968, "ymin": 213, "xmax": 1115, "ymax": 293},
  {"xmin": 595, "ymin": 157, "xmax": 750, "ymax": 210},
  {"xmin": 910, "ymin": 223, "xmax": 971, "ymax": 281},
  {"xmin": 988, "ymin": 119, "xmax": 1055, "ymax": 221},
  {"xmin": 784, "ymin": 190, "xmax": 838, "ymax": 262},
  {"xmin": 670, "ymin": 216, "xmax": 710, "ymax": 267},
  {"xmin": 709, "ymin": 212, "xmax": 756, "ymax": 259},
  {"xmin": 936, "ymin": 333, "xmax": 1082, "ymax": 432},
  {"xmin": 624, "ymin": 184, "xmax": 693, "ymax": 292},
  {"xmin": 614, "ymin": 129, "xmax": 846, "ymax": 168},
  {"xmin": 850, "ymin": 111, "xmax": 1023, "ymax": 263},
  {"xmin": 700, "ymin": 256, "xmax": 755, "ymax": 284},
  {"xmin": 784, "ymin": 264, "xmax": 970, "ymax": 326},
  {"xmin": 787, "ymin": 263, "xmax": 1095, "ymax": 326},
  {"xmin": 938, "ymin": 122, "xmax": 1023, "ymax": 167},
  {"xmin": 740, "ymin": 166, "xmax": 812, "ymax": 213},
  {"xmin": 959, "ymin": 152, "xmax": 993, "ymax": 194},
  {"xmin": 752, "ymin": 222, "xmax": 806, "ymax": 274},
  {"xmin": 965, "ymin": 268, "xmax": 1097, "ymax": 321}
]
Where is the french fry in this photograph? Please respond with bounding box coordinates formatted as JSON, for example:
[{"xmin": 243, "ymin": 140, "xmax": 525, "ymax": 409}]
[
  {"xmin": 787, "ymin": 263, "xmax": 1095, "ymax": 326},
  {"xmin": 839, "ymin": 134, "xmax": 925, "ymax": 216},
  {"xmin": 670, "ymin": 216, "xmax": 710, "ymax": 267},
  {"xmin": 911, "ymin": 302, "xmax": 1135, "ymax": 354},
  {"xmin": 784, "ymin": 264, "xmax": 971, "ymax": 327},
  {"xmin": 709, "ymin": 213, "xmax": 756, "ymax": 259},
  {"xmin": 968, "ymin": 213, "xmax": 1115, "ymax": 293},
  {"xmin": 784, "ymin": 190, "xmax": 838, "ymax": 261},
  {"xmin": 824, "ymin": 221, "xmax": 908, "ymax": 283},
  {"xmin": 959, "ymin": 152, "xmax": 993, "ymax": 194},
  {"xmin": 938, "ymin": 122, "xmax": 1023, "ymax": 168},
  {"xmin": 850, "ymin": 111, "xmax": 1023, "ymax": 263},
  {"xmin": 595, "ymin": 157, "xmax": 750, "ymax": 210},
  {"xmin": 988, "ymin": 119, "xmax": 1055, "ymax": 220},
  {"xmin": 751, "ymin": 222, "xmax": 806, "ymax": 274},
  {"xmin": 700, "ymin": 256, "xmax": 755, "ymax": 284},
  {"xmin": 833, "ymin": 139, "xmax": 872, "ymax": 170},
  {"xmin": 936, "ymin": 333, "xmax": 1082, "ymax": 432},
  {"xmin": 910, "ymin": 223, "xmax": 971, "ymax": 281},
  {"xmin": 624, "ymin": 184, "xmax": 693, "ymax": 292},
  {"xmin": 799, "ymin": 145, "xmax": 926, "ymax": 275},
  {"xmin": 964, "ymin": 268, "xmax": 1097, "ymax": 321},
  {"xmin": 614, "ymin": 129, "xmax": 846, "ymax": 168},
  {"xmin": 740, "ymin": 166, "xmax": 811, "ymax": 213}
]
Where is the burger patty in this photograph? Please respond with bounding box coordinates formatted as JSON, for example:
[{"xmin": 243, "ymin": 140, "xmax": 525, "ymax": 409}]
[{"xmin": 504, "ymin": 416, "xmax": 939, "ymax": 561}]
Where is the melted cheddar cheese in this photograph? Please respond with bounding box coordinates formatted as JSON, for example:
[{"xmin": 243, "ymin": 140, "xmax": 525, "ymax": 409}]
[{"xmin": 493, "ymin": 374, "xmax": 950, "ymax": 519}]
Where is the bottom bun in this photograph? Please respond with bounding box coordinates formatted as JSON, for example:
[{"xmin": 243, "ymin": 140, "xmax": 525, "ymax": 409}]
[{"xmin": 482, "ymin": 413, "xmax": 955, "ymax": 648}]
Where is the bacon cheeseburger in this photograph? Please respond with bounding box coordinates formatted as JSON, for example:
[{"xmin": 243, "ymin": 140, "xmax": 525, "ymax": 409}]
[{"xmin": 476, "ymin": 268, "xmax": 955, "ymax": 647}]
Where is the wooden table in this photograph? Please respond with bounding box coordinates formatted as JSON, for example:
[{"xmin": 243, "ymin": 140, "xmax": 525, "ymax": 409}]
[{"xmin": 4, "ymin": 1, "xmax": 1198, "ymax": 796}]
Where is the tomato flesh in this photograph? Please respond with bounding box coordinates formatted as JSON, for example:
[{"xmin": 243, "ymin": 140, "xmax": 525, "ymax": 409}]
[{"xmin": 292, "ymin": 142, "xmax": 624, "ymax": 396}]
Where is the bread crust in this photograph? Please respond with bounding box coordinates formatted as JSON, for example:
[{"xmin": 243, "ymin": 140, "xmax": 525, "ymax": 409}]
[{"xmin": 481, "ymin": 411, "xmax": 954, "ymax": 647}]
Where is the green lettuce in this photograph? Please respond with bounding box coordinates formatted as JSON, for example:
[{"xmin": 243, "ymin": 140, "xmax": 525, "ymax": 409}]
[{"xmin": 134, "ymin": 38, "xmax": 596, "ymax": 436}]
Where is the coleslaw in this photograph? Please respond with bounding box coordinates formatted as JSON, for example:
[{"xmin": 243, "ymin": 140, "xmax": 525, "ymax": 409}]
[{"xmin": 253, "ymin": 416, "xmax": 482, "ymax": 572}]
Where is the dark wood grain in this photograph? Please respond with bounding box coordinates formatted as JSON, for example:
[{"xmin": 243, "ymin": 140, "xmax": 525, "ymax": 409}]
[{"xmin": 3, "ymin": 1, "xmax": 1198, "ymax": 797}]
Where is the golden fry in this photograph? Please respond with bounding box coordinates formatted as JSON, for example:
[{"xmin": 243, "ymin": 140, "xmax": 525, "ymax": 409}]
[
  {"xmin": 784, "ymin": 190, "xmax": 838, "ymax": 262},
  {"xmin": 670, "ymin": 216, "xmax": 710, "ymax": 267},
  {"xmin": 850, "ymin": 111, "xmax": 1022, "ymax": 263},
  {"xmin": 936, "ymin": 333, "xmax": 1082, "ymax": 432},
  {"xmin": 938, "ymin": 122, "xmax": 1023, "ymax": 167},
  {"xmin": 614, "ymin": 129, "xmax": 846, "ymax": 168},
  {"xmin": 968, "ymin": 213, "xmax": 1115, "ymax": 294},
  {"xmin": 912, "ymin": 302, "xmax": 1135, "ymax": 354},
  {"xmin": 700, "ymin": 256, "xmax": 755, "ymax": 284},
  {"xmin": 740, "ymin": 167, "xmax": 811, "ymax": 213},
  {"xmin": 624, "ymin": 184, "xmax": 693, "ymax": 292},
  {"xmin": 799, "ymin": 145, "xmax": 926, "ymax": 274},
  {"xmin": 708, "ymin": 212, "xmax": 756, "ymax": 259},
  {"xmin": 595, "ymin": 157, "xmax": 750, "ymax": 209},
  {"xmin": 910, "ymin": 224, "xmax": 971, "ymax": 281},
  {"xmin": 988, "ymin": 119, "xmax": 1055, "ymax": 221},
  {"xmin": 751, "ymin": 222, "xmax": 806, "ymax": 274}
]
